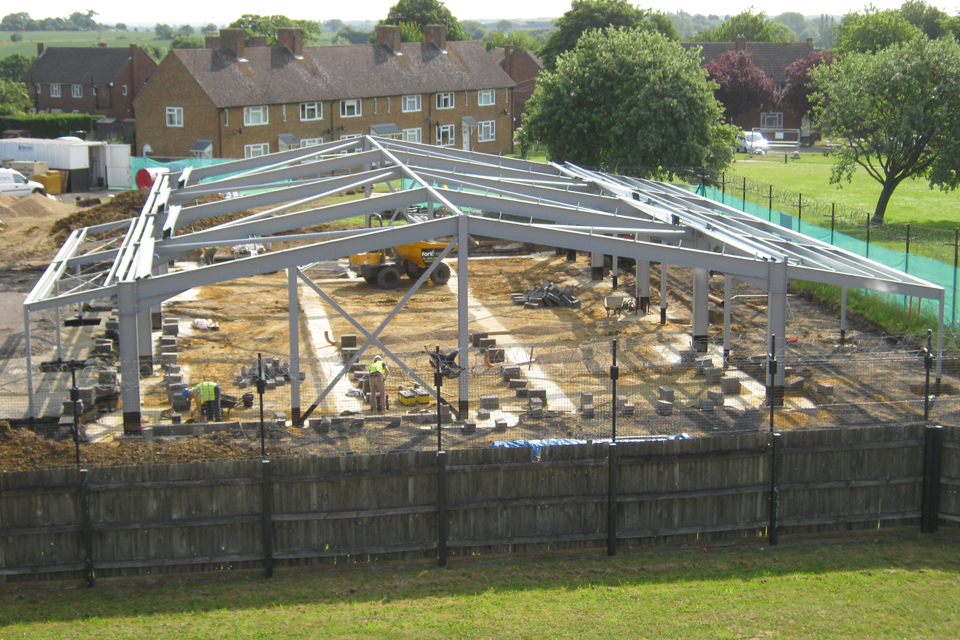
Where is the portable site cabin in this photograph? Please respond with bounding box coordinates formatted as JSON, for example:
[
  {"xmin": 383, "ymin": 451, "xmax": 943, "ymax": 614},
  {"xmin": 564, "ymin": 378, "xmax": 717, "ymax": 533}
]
[{"xmin": 0, "ymin": 137, "xmax": 131, "ymax": 191}]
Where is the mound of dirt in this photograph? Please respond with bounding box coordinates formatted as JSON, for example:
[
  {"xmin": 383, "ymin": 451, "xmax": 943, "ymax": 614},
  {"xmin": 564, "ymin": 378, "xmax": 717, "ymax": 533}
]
[
  {"xmin": 50, "ymin": 189, "xmax": 150, "ymax": 243},
  {"xmin": 2, "ymin": 193, "xmax": 76, "ymax": 220},
  {"xmin": 0, "ymin": 420, "xmax": 282, "ymax": 472}
]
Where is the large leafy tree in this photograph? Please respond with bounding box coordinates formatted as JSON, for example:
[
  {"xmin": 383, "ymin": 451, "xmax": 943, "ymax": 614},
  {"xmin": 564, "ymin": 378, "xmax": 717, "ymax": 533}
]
[
  {"xmin": 0, "ymin": 78, "xmax": 30, "ymax": 116},
  {"xmin": 0, "ymin": 53, "xmax": 35, "ymax": 83},
  {"xmin": 704, "ymin": 50, "xmax": 776, "ymax": 122},
  {"xmin": 834, "ymin": 8, "xmax": 921, "ymax": 55},
  {"xmin": 538, "ymin": 0, "xmax": 671, "ymax": 71},
  {"xmin": 0, "ymin": 12, "xmax": 32, "ymax": 31},
  {"xmin": 229, "ymin": 15, "xmax": 322, "ymax": 45},
  {"xmin": 524, "ymin": 27, "xmax": 736, "ymax": 173},
  {"xmin": 779, "ymin": 50, "xmax": 837, "ymax": 118},
  {"xmin": 811, "ymin": 35, "xmax": 960, "ymax": 225},
  {"xmin": 899, "ymin": 0, "xmax": 950, "ymax": 39},
  {"xmin": 375, "ymin": 0, "xmax": 467, "ymax": 42},
  {"xmin": 691, "ymin": 10, "xmax": 796, "ymax": 43}
]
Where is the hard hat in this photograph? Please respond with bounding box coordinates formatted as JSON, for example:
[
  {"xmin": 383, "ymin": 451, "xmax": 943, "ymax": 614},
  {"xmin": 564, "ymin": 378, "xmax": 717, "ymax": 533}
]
[
  {"xmin": 374, "ymin": 355, "xmax": 382, "ymax": 361},
  {"xmin": 182, "ymin": 388, "xmax": 190, "ymax": 399}
]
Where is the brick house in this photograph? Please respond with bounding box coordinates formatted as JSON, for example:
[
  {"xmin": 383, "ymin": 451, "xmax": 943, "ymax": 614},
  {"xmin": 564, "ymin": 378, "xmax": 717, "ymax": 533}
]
[
  {"xmin": 683, "ymin": 36, "xmax": 815, "ymax": 132},
  {"xmin": 487, "ymin": 44, "xmax": 543, "ymax": 130},
  {"xmin": 134, "ymin": 25, "xmax": 516, "ymax": 160},
  {"xmin": 21, "ymin": 43, "xmax": 157, "ymax": 120}
]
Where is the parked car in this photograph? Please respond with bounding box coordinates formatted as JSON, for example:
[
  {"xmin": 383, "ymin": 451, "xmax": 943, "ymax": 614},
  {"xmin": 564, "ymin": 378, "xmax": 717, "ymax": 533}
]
[
  {"xmin": 735, "ymin": 131, "xmax": 769, "ymax": 154},
  {"xmin": 0, "ymin": 168, "xmax": 45, "ymax": 197}
]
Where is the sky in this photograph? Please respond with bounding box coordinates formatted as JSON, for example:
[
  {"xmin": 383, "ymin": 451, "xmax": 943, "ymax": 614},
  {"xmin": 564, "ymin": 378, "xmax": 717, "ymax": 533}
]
[{"xmin": 18, "ymin": 0, "xmax": 959, "ymax": 27}]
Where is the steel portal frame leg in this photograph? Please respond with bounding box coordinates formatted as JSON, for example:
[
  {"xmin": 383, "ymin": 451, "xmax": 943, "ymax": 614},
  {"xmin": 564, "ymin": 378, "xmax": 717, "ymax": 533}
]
[
  {"xmin": 457, "ymin": 215, "xmax": 469, "ymax": 414},
  {"xmin": 767, "ymin": 260, "xmax": 788, "ymax": 406},
  {"xmin": 692, "ymin": 267, "xmax": 709, "ymax": 352},
  {"xmin": 288, "ymin": 267, "xmax": 301, "ymax": 423},
  {"xmin": 118, "ymin": 281, "xmax": 142, "ymax": 433},
  {"xmin": 637, "ymin": 260, "xmax": 650, "ymax": 313},
  {"xmin": 723, "ymin": 275, "xmax": 732, "ymax": 366},
  {"xmin": 660, "ymin": 263, "xmax": 668, "ymax": 325}
]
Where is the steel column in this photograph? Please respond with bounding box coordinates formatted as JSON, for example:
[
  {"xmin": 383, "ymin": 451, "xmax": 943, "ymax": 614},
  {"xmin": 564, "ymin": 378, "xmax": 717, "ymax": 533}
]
[
  {"xmin": 457, "ymin": 215, "xmax": 470, "ymax": 413},
  {"xmin": 692, "ymin": 267, "xmax": 709, "ymax": 352},
  {"xmin": 637, "ymin": 260, "xmax": 650, "ymax": 313},
  {"xmin": 723, "ymin": 276, "xmax": 732, "ymax": 366},
  {"xmin": 117, "ymin": 281, "xmax": 142, "ymax": 433},
  {"xmin": 767, "ymin": 260, "xmax": 788, "ymax": 405},
  {"xmin": 288, "ymin": 267, "xmax": 301, "ymax": 423}
]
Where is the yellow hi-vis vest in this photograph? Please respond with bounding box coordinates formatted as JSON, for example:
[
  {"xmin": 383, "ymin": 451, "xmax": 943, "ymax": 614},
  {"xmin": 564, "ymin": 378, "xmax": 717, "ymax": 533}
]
[
  {"xmin": 193, "ymin": 381, "xmax": 218, "ymax": 402},
  {"xmin": 368, "ymin": 360, "xmax": 386, "ymax": 376}
]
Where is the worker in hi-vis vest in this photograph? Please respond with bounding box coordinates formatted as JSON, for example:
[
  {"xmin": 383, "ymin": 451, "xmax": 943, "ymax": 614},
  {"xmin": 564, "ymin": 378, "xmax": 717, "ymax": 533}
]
[
  {"xmin": 183, "ymin": 381, "xmax": 221, "ymax": 421},
  {"xmin": 367, "ymin": 356, "xmax": 389, "ymax": 412}
]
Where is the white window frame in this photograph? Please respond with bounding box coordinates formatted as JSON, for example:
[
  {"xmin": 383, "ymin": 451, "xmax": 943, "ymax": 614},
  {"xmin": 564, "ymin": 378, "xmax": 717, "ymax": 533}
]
[
  {"xmin": 300, "ymin": 102, "xmax": 322, "ymax": 121},
  {"xmin": 436, "ymin": 92, "xmax": 454, "ymax": 110},
  {"xmin": 402, "ymin": 94, "xmax": 421, "ymax": 113},
  {"xmin": 122, "ymin": 84, "xmax": 128, "ymax": 96},
  {"xmin": 340, "ymin": 99, "xmax": 362, "ymax": 118},
  {"xmin": 478, "ymin": 120, "xmax": 496, "ymax": 142},
  {"xmin": 72, "ymin": 84, "xmax": 82, "ymax": 99},
  {"xmin": 244, "ymin": 105, "xmax": 269, "ymax": 126},
  {"xmin": 51, "ymin": 109, "xmax": 63, "ymax": 114},
  {"xmin": 165, "ymin": 106, "xmax": 184, "ymax": 127},
  {"xmin": 478, "ymin": 89, "xmax": 495, "ymax": 106},
  {"xmin": 244, "ymin": 143, "xmax": 270, "ymax": 158},
  {"xmin": 761, "ymin": 112, "xmax": 784, "ymax": 129},
  {"xmin": 300, "ymin": 137, "xmax": 324, "ymax": 147},
  {"xmin": 437, "ymin": 124, "xmax": 455, "ymax": 146},
  {"xmin": 402, "ymin": 128, "xmax": 421, "ymax": 143},
  {"xmin": 50, "ymin": 84, "xmax": 61, "ymax": 98}
]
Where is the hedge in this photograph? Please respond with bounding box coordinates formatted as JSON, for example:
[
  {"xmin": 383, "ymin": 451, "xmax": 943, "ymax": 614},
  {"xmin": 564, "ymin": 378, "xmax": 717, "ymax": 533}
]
[{"xmin": 0, "ymin": 113, "xmax": 100, "ymax": 139}]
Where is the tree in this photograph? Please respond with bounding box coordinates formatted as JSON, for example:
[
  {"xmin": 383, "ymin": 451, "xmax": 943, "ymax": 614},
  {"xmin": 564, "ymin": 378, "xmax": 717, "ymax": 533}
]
[
  {"xmin": 488, "ymin": 30, "xmax": 542, "ymax": 52},
  {"xmin": 0, "ymin": 53, "xmax": 35, "ymax": 82},
  {"xmin": 815, "ymin": 14, "xmax": 836, "ymax": 49},
  {"xmin": 704, "ymin": 50, "xmax": 777, "ymax": 122},
  {"xmin": 811, "ymin": 36, "xmax": 960, "ymax": 224},
  {"xmin": 539, "ymin": 0, "xmax": 660, "ymax": 70},
  {"xmin": 496, "ymin": 19, "xmax": 513, "ymax": 31},
  {"xmin": 202, "ymin": 23, "xmax": 219, "ymax": 34},
  {"xmin": 376, "ymin": 0, "xmax": 468, "ymax": 42},
  {"xmin": 10, "ymin": 32, "xmax": 22, "ymax": 42},
  {"xmin": 775, "ymin": 12, "xmax": 807, "ymax": 36},
  {"xmin": 834, "ymin": 9, "xmax": 921, "ymax": 55},
  {"xmin": 155, "ymin": 24, "xmax": 175, "ymax": 40},
  {"xmin": 171, "ymin": 35, "xmax": 206, "ymax": 49},
  {"xmin": 115, "ymin": 23, "xmax": 127, "ymax": 31},
  {"xmin": 524, "ymin": 27, "xmax": 736, "ymax": 173},
  {"xmin": 779, "ymin": 50, "xmax": 837, "ymax": 118},
  {"xmin": 0, "ymin": 78, "xmax": 31, "ymax": 116},
  {"xmin": 229, "ymin": 15, "xmax": 322, "ymax": 45},
  {"xmin": 899, "ymin": 0, "xmax": 949, "ymax": 39},
  {"xmin": 335, "ymin": 26, "xmax": 372, "ymax": 45},
  {"xmin": 141, "ymin": 44, "xmax": 167, "ymax": 63},
  {"xmin": 323, "ymin": 19, "xmax": 344, "ymax": 32},
  {"xmin": 461, "ymin": 20, "xmax": 486, "ymax": 40},
  {"xmin": 0, "ymin": 12, "xmax": 32, "ymax": 32},
  {"xmin": 691, "ymin": 10, "xmax": 796, "ymax": 43},
  {"xmin": 68, "ymin": 10, "xmax": 98, "ymax": 30},
  {"xmin": 176, "ymin": 25, "xmax": 194, "ymax": 38}
]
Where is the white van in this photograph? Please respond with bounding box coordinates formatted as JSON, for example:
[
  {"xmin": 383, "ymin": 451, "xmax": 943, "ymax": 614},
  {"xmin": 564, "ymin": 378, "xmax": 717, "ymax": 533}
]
[{"xmin": 0, "ymin": 168, "xmax": 46, "ymax": 197}]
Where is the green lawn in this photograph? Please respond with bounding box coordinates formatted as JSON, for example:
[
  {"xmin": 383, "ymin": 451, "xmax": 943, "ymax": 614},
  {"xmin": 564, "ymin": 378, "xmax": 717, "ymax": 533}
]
[
  {"xmin": 725, "ymin": 150, "xmax": 960, "ymax": 229},
  {"xmin": 1, "ymin": 531, "xmax": 957, "ymax": 639},
  {"xmin": 0, "ymin": 31, "xmax": 172, "ymax": 58}
]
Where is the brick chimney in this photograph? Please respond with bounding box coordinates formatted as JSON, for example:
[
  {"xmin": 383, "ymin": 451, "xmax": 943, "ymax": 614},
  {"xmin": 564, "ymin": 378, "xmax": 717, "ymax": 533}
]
[
  {"xmin": 503, "ymin": 44, "xmax": 514, "ymax": 76},
  {"xmin": 206, "ymin": 35, "xmax": 220, "ymax": 49},
  {"xmin": 220, "ymin": 28, "xmax": 245, "ymax": 59},
  {"xmin": 277, "ymin": 27, "xmax": 303, "ymax": 57},
  {"xmin": 424, "ymin": 24, "xmax": 447, "ymax": 51},
  {"xmin": 735, "ymin": 35, "xmax": 746, "ymax": 51},
  {"xmin": 37, "ymin": 42, "xmax": 45, "ymax": 56},
  {"xmin": 377, "ymin": 25, "xmax": 401, "ymax": 54},
  {"xmin": 249, "ymin": 35, "xmax": 267, "ymax": 47}
]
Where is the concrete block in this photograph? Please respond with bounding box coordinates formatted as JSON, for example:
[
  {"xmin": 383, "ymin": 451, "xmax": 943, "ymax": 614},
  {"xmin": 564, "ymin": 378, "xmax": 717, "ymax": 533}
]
[
  {"xmin": 501, "ymin": 366, "xmax": 521, "ymax": 380},
  {"xmin": 707, "ymin": 389, "xmax": 725, "ymax": 405},
  {"xmin": 438, "ymin": 404, "xmax": 451, "ymax": 421},
  {"xmin": 480, "ymin": 395, "xmax": 500, "ymax": 410},
  {"xmin": 721, "ymin": 376, "xmax": 741, "ymax": 395},
  {"xmin": 616, "ymin": 394, "xmax": 628, "ymax": 409},
  {"xmin": 656, "ymin": 400, "xmax": 673, "ymax": 416},
  {"xmin": 527, "ymin": 389, "xmax": 547, "ymax": 401},
  {"xmin": 350, "ymin": 418, "xmax": 364, "ymax": 430},
  {"xmin": 516, "ymin": 387, "xmax": 530, "ymax": 398},
  {"xmin": 476, "ymin": 409, "xmax": 490, "ymax": 420},
  {"xmin": 785, "ymin": 376, "xmax": 805, "ymax": 392},
  {"xmin": 341, "ymin": 334, "xmax": 358, "ymax": 349},
  {"xmin": 621, "ymin": 403, "xmax": 635, "ymax": 416},
  {"xmin": 705, "ymin": 367, "xmax": 723, "ymax": 385},
  {"xmin": 815, "ymin": 382, "xmax": 835, "ymax": 396},
  {"xmin": 580, "ymin": 391, "xmax": 593, "ymax": 408},
  {"xmin": 462, "ymin": 421, "xmax": 477, "ymax": 434},
  {"xmin": 582, "ymin": 404, "xmax": 595, "ymax": 418},
  {"xmin": 699, "ymin": 398, "xmax": 716, "ymax": 411},
  {"xmin": 508, "ymin": 379, "xmax": 527, "ymax": 389},
  {"xmin": 659, "ymin": 386, "xmax": 674, "ymax": 402},
  {"xmin": 98, "ymin": 368, "xmax": 118, "ymax": 385},
  {"xmin": 494, "ymin": 419, "xmax": 508, "ymax": 432},
  {"xmin": 471, "ymin": 332, "xmax": 489, "ymax": 348},
  {"xmin": 478, "ymin": 338, "xmax": 497, "ymax": 350}
]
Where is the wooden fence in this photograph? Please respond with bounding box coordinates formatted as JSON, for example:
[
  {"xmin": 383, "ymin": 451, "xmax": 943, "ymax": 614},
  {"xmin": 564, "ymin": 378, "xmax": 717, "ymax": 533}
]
[{"xmin": 1, "ymin": 424, "xmax": 957, "ymax": 585}]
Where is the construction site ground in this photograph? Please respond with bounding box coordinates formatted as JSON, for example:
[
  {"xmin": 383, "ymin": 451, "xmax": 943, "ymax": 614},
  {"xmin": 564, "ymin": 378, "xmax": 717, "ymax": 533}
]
[{"xmin": 1, "ymin": 191, "xmax": 955, "ymax": 471}]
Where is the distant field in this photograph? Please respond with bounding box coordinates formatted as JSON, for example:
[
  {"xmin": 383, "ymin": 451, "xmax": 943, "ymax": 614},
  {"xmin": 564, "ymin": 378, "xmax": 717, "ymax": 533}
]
[
  {"xmin": 0, "ymin": 31, "xmax": 172, "ymax": 57},
  {"xmin": 725, "ymin": 150, "xmax": 960, "ymax": 229}
]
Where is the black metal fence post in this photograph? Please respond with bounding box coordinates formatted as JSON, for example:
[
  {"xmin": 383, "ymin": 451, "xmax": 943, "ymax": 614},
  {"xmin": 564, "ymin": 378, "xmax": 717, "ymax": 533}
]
[
  {"xmin": 742, "ymin": 177, "xmax": 746, "ymax": 212},
  {"xmin": 923, "ymin": 330, "xmax": 933, "ymax": 421},
  {"xmin": 866, "ymin": 219, "xmax": 871, "ymax": 259},
  {"xmin": 797, "ymin": 193, "xmax": 802, "ymax": 224},
  {"xmin": 920, "ymin": 425, "xmax": 943, "ymax": 534},
  {"xmin": 435, "ymin": 345, "xmax": 443, "ymax": 452},
  {"xmin": 257, "ymin": 352, "xmax": 266, "ymax": 459},
  {"xmin": 830, "ymin": 203, "xmax": 836, "ymax": 245}
]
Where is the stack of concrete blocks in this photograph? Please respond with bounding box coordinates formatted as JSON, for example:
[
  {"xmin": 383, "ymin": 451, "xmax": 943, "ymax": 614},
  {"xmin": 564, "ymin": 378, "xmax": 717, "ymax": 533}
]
[
  {"xmin": 526, "ymin": 388, "xmax": 547, "ymax": 409},
  {"xmin": 94, "ymin": 368, "xmax": 119, "ymax": 410},
  {"xmin": 678, "ymin": 350, "xmax": 698, "ymax": 366},
  {"xmin": 815, "ymin": 382, "xmax": 834, "ymax": 396},
  {"xmin": 657, "ymin": 386, "xmax": 674, "ymax": 415},
  {"xmin": 157, "ymin": 334, "xmax": 178, "ymax": 368},
  {"xmin": 512, "ymin": 281, "xmax": 581, "ymax": 309},
  {"xmin": 235, "ymin": 357, "xmax": 304, "ymax": 390},
  {"xmin": 721, "ymin": 375, "xmax": 741, "ymax": 396},
  {"xmin": 480, "ymin": 395, "xmax": 500, "ymax": 411},
  {"xmin": 472, "ymin": 332, "xmax": 504, "ymax": 364},
  {"xmin": 702, "ymin": 389, "xmax": 724, "ymax": 411},
  {"xmin": 580, "ymin": 391, "xmax": 595, "ymax": 418}
]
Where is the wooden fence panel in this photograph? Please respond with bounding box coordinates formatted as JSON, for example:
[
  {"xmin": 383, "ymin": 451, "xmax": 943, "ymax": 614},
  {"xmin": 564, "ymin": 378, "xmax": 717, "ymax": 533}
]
[
  {"xmin": 940, "ymin": 427, "xmax": 960, "ymax": 529},
  {"xmin": 779, "ymin": 425, "xmax": 925, "ymax": 534}
]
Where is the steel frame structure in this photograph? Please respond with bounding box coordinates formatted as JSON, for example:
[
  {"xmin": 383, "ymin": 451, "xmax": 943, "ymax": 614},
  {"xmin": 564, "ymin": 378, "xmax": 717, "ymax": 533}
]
[{"xmin": 24, "ymin": 136, "xmax": 944, "ymax": 430}]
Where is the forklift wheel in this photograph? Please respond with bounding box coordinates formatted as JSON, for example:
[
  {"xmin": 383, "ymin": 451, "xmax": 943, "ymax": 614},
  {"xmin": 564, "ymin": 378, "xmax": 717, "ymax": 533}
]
[
  {"xmin": 430, "ymin": 262, "xmax": 451, "ymax": 286},
  {"xmin": 377, "ymin": 266, "xmax": 401, "ymax": 289},
  {"xmin": 363, "ymin": 274, "xmax": 379, "ymax": 285}
]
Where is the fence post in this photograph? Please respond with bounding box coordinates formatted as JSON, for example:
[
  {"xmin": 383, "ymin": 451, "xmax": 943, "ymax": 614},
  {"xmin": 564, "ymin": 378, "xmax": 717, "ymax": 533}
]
[
  {"xmin": 79, "ymin": 468, "xmax": 95, "ymax": 588},
  {"xmin": 830, "ymin": 203, "xmax": 835, "ymax": 246},
  {"xmin": 607, "ymin": 442, "xmax": 618, "ymax": 556},
  {"xmin": 742, "ymin": 177, "xmax": 746, "ymax": 212},
  {"xmin": 721, "ymin": 172, "xmax": 726, "ymax": 204},
  {"xmin": 769, "ymin": 433, "xmax": 781, "ymax": 546},
  {"xmin": 866, "ymin": 219, "xmax": 871, "ymax": 259},
  {"xmin": 953, "ymin": 229, "xmax": 958, "ymax": 328},
  {"xmin": 261, "ymin": 459, "xmax": 273, "ymax": 578},
  {"xmin": 923, "ymin": 330, "xmax": 933, "ymax": 421},
  {"xmin": 768, "ymin": 184, "xmax": 772, "ymax": 219},
  {"xmin": 920, "ymin": 425, "xmax": 943, "ymax": 534},
  {"xmin": 797, "ymin": 193, "xmax": 802, "ymax": 225},
  {"xmin": 437, "ymin": 450, "xmax": 448, "ymax": 567}
]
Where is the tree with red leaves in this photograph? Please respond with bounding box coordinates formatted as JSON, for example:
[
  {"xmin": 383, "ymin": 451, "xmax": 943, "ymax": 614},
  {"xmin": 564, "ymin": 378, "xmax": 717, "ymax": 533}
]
[
  {"xmin": 704, "ymin": 50, "xmax": 776, "ymax": 123},
  {"xmin": 780, "ymin": 50, "xmax": 838, "ymax": 118}
]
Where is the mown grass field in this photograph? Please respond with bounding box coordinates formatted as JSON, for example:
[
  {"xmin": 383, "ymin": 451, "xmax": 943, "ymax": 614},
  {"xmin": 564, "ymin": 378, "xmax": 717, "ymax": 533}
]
[
  {"xmin": 1, "ymin": 530, "xmax": 957, "ymax": 639},
  {"xmin": 0, "ymin": 31, "xmax": 172, "ymax": 58}
]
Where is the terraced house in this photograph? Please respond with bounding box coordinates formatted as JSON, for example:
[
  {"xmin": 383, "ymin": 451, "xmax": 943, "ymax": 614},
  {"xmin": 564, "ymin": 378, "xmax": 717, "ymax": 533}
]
[{"xmin": 134, "ymin": 25, "xmax": 516, "ymax": 160}]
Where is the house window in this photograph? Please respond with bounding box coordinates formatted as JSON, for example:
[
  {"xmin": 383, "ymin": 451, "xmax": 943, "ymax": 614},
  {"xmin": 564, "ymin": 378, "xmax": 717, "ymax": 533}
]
[
  {"xmin": 437, "ymin": 124, "xmax": 455, "ymax": 146},
  {"xmin": 51, "ymin": 109, "xmax": 63, "ymax": 114},
  {"xmin": 122, "ymin": 84, "xmax": 128, "ymax": 96},
  {"xmin": 402, "ymin": 128, "xmax": 421, "ymax": 143},
  {"xmin": 761, "ymin": 112, "xmax": 784, "ymax": 129},
  {"xmin": 402, "ymin": 94, "xmax": 421, "ymax": 112},
  {"xmin": 300, "ymin": 102, "xmax": 322, "ymax": 121},
  {"xmin": 34, "ymin": 84, "xmax": 40, "ymax": 94},
  {"xmin": 244, "ymin": 105, "xmax": 269, "ymax": 126},
  {"xmin": 165, "ymin": 106, "xmax": 184, "ymax": 127},
  {"xmin": 478, "ymin": 120, "xmax": 495, "ymax": 142},
  {"xmin": 244, "ymin": 143, "xmax": 270, "ymax": 158},
  {"xmin": 436, "ymin": 92, "xmax": 454, "ymax": 110},
  {"xmin": 50, "ymin": 84, "xmax": 61, "ymax": 98},
  {"xmin": 72, "ymin": 85, "xmax": 82, "ymax": 98},
  {"xmin": 301, "ymin": 137, "xmax": 324, "ymax": 147},
  {"xmin": 478, "ymin": 89, "xmax": 495, "ymax": 106},
  {"xmin": 340, "ymin": 99, "xmax": 362, "ymax": 117},
  {"xmin": 72, "ymin": 110, "xmax": 80, "ymax": 114}
]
